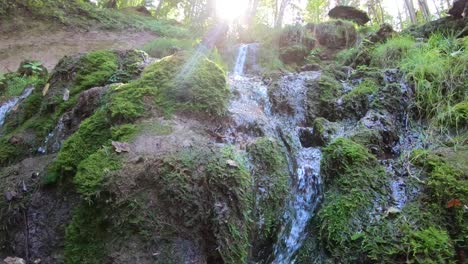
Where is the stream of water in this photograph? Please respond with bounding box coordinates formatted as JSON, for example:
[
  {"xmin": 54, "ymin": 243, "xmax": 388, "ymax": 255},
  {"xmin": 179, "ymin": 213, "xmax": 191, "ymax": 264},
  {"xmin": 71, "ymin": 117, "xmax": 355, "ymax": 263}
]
[
  {"xmin": 229, "ymin": 44, "xmax": 323, "ymax": 263},
  {"xmin": 0, "ymin": 86, "xmax": 34, "ymax": 127}
]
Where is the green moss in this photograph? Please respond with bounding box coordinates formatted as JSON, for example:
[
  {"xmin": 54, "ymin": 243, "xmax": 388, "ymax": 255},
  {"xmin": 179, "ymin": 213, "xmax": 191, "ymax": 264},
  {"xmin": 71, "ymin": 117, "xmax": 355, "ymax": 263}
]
[
  {"xmin": 71, "ymin": 50, "xmax": 118, "ymax": 96},
  {"xmin": 45, "ymin": 109, "xmax": 112, "ymax": 184},
  {"xmin": 321, "ymin": 137, "xmax": 376, "ymax": 180},
  {"xmin": 247, "ymin": 137, "xmax": 289, "ymax": 253},
  {"xmin": 153, "ymin": 146, "xmax": 253, "ymax": 263},
  {"xmin": 408, "ymin": 227, "xmax": 454, "ymax": 263},
  {"xmin": 0, "ymin": 74, "xmax": 42, "ymax": 98},
  {"xmin": 344, "ymin": 79, "xmax": 378, "ymax": 100},
  {"xmin": 64, "ymin": 204, "xmax": 107, "ymax": 264},
  {"xmin": 342, "ymin": 78, "xmax": 378, "ymax": 118},
  {"xmin": 143, "ymin": 37, "xmax": 194, "ymax": 58},
  {"xmin": 410, "ymin": 148, "xmax": 467, "ymax": 206},
  {"xmin": 317, "ymin": 138, "xmax": 392, "ymax": 262},
  {"xmin": 306, "ymin": 73, "xmax": 342, "ymax": 122},
  {"xmin": 109, "ymin": 53, "xmax": 228, "ymax": 121},
  {"xmin": 111, "ymin": 124, "xmax": 140, "ymax": 141},
  {"xmin": 74, "ymin": 147, "xmax": 121, "ymax": 199}
]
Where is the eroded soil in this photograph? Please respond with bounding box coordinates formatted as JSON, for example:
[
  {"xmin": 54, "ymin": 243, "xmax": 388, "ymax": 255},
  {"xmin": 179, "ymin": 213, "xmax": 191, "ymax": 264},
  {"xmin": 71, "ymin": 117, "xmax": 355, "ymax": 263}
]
[{"xmin": 0, "ymin": 20, "xmax": 156, "ymax": 72}]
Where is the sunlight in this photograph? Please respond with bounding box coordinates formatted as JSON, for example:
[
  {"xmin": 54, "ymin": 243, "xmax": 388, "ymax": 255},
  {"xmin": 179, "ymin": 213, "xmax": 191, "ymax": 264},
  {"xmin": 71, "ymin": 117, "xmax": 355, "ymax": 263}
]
[{"xmin": 216, "ymin": 0, "xmax": 249, "ymax": 22}]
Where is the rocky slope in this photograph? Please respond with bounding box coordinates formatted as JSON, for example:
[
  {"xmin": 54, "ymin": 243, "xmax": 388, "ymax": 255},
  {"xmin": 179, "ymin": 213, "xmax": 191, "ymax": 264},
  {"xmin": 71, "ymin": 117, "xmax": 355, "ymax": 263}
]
[{"xmin": 0, "ymin": 16, "xmax": 466, "ymax": 264}]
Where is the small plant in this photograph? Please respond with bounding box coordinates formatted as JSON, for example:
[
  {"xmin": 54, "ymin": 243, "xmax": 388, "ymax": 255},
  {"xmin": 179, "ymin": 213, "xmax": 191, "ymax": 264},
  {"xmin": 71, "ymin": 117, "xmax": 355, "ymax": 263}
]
[{"xmin": 21, "ymin": 61, "xmax": 44, "ymax": 75}]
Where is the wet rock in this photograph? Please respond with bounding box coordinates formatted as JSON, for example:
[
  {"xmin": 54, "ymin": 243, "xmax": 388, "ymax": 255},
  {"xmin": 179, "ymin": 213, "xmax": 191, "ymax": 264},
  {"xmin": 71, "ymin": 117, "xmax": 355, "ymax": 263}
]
[
  {"xmin": 448, "ymin": 0, "xmax": 467, "ymax": 18},
  {"xmin": 328, "ymin": 6, "xmax": 370, "ymax": 25},
  {"xmin": 3, "ymin": 257, "xmax": 26, "ymax": 264},
  {"xmin": 350, "ymin": 110, "xmax": 399, "ymax": 156},
  {"xmin": 311, "ymin": 117, "xmax": 338, "ymax": 147},
  {"xmin": 298, "ymin": 127, "xmax": 315, "ymax": 148},
  {"xmin": 112, "ymin": 141, "xmax": 131, "ymax": 153},
  {"xmin": 4, "ymin": 190, "xmax": 18, "ymax": 201},
  {"xmin": 306, "ymin": 74, "xmax": 342, "ymax": 122}
]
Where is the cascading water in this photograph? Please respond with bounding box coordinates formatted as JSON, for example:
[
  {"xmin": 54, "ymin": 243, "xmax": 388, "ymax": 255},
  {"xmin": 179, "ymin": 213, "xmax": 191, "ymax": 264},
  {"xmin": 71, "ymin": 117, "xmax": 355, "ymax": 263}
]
[
  {"xmin": 227, "ymin": 44, "xmax": 323, "ymax": 263},
  {"xmin": 233, "ymin": 44, "xmax": 249, "ymax": 76},
  {"xmin": 0, "ymin": 86, "xmax": 34, "ymax": 127}
]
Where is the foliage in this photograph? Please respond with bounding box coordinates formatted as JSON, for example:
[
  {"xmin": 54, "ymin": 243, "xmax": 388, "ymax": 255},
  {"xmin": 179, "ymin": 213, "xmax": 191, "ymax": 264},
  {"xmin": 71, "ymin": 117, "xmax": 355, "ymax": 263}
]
[
  {"xmin": 143, "ymin": 37, "xmax": 194, "ymax": 58},
  {"xmin": 401, "ymin": 34, "xmax": 467, "ymax": 127},
  {"xmin": 0, "ymin": 0, "xmax": 189, "ymax": 37},
  {"xmin": 0, "ymin": 74, "xmax": 42, "ymax": 98},
  {"xmin": 370, "ymin": 36, "xmax": 416, "ymax": 68}
]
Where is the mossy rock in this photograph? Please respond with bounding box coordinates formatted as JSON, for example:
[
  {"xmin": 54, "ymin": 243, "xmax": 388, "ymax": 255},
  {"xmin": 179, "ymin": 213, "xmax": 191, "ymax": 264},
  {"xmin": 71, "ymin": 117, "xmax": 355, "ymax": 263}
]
[
  {"xmin": 341, "ymin": 78, "xmax": 378, "ymax": 119},
  {"xmin": 318, "ymin": 138, "xmax": 391, "ymax": 262},
  {"xmin": 306, "ymin": 73, "xmax": 342, "ymax": 123},
  {"xmin": 46, "ymin": 52, "xmax": 227, "ymax": 183},
  {"xmin": 64, "ymin": 145, "xmax": 253, "ymax": 264},
  {"xmin": 307, "ymin": 20, "xmax": 357, "ymax": 50},
  {"xmin": 247, "ymin": 137, "xmax": 289, "ymax": 259}
]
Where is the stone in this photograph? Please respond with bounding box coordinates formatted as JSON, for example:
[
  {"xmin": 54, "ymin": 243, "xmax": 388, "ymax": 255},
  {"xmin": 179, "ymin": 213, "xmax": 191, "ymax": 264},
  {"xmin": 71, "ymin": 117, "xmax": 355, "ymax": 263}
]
[
  {"xmin": 112, "ymin": 141, "xmax": 131, "ymax": 153},
  {"xmin": 4, "ymin": 191, "xmax": 18, "ymax": 201},
  {"xmin": 367, "ymin": 23, "xmax": 395, "ymax": 44},
  {"xmin": 448, "ymin": 0, "xmax": 467, "ymax": 18},
  {"xmin": 3, "ymin": 257, "xmax": 26, "ymax": 264},
  {"xmin": 226, "ymin": 159, "xmax": 239, "ymax": 168},
  {"xmin": 328, "ymin": 6, "xmax": 370, "ymax": 25}
]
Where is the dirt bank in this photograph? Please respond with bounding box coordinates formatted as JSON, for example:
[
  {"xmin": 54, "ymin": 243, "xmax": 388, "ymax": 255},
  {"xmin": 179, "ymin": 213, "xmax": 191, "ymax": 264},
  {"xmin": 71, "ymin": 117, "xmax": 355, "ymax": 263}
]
[{"xmin": 0, "ymin": 21, "xmax": 156, "ymax": 72}]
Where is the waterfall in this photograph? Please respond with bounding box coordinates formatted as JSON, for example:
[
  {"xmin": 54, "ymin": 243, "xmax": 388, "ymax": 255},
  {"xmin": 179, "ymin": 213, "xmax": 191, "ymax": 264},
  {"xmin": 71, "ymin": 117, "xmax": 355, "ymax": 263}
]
[
  {"xmin": 0, "ymin": 86, "xmax": 34, "ymax": 127},
  {"xmin": 228, "ymin": 44, "xmax": 323, "ymax": 263},
  {"xmin": 233, "ymin": 44, "xmax": 249, "ymax": 76}
]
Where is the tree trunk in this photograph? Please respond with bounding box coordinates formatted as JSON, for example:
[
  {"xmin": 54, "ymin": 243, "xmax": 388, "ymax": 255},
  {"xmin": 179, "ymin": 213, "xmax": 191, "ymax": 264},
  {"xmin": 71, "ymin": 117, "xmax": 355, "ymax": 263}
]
[
  {"xmin": 247, "ymin": 0, "xmax": 260, "ymax": 27},
  {"xmin": 397, "ymin": 2, "xmax": 404, "ymax": 29},
  {"xmin": 105, "ymin": 0, "xmax": 117, "ymax": 9},
  {"xmin": 155, "ymin": 0, "xmax": 164, "ymax": 17},
  {"xmin": 431, "ymin": 0, "xmax": 441, "ymax": 16},
  {"xmin": 275, "ymin": 0, "xmax": 290, "ymax": 28},
  {"xmin": 418, "ymin": 0, "xmax": 431, "ymax": 21},
  {"xmin": 404, "ymin": 0, "xmax": 417, "ymax": 24}
]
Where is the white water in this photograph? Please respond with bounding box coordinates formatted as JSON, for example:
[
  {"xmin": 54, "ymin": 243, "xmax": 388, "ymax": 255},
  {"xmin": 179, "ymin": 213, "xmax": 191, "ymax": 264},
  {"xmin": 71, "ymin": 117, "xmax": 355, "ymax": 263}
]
[
  {"xmin": 0, "ymin": 86, "xmax": 34, "ymax": 127},
  {"xmin": 228, "ymin": 45, "xmax": 323, "ymax": 263},
  {"xmin": 233, "ymin": 44, "xmax": 249, "ymax": 76}
]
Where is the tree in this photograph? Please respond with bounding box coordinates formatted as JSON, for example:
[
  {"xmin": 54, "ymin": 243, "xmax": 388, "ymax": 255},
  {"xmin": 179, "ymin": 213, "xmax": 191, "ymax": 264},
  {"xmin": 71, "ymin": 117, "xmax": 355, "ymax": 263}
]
[
  {"xmin": 275, "ymin": 0, "xmax": 291, "ymax": 28},
  {"xmin": 306, "ymin": 0, "xmax": 327, "ymax": 23},
  {"xmin": 418, "ymin": 0, "xmax": 431, "ymax": 21},
  {"xmin": 404, "ymin": 0, "xmax": 417, "ymax": 24}
]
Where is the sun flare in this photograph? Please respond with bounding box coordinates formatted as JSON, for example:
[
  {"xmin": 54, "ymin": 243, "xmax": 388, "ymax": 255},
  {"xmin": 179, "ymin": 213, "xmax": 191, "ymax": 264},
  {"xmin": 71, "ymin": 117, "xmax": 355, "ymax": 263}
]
[{"xmin": 216, "ymin": 0, "xmax": 249, "ymax": 22}]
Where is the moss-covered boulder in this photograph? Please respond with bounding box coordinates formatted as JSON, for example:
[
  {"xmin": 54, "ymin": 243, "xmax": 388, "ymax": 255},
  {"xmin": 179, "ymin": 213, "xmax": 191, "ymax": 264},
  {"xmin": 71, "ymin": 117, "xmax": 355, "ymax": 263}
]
[
  {"xmin": 307, "ymin": 20, "xmax": 357, "ymax": 51},
  {"xmin": 45, "ymin": 52, "xmax": 227, "ymax": 183},
  {"xmin": 65, "ymin": 144, "xmax": 253, "ymax": 264},
  {"xmin": 306, "ymin": 73, "xmax": 343, "ymax": 123},
  {"xmin": 247, "ymin": 137, "xmax": 289, "ymax": 259},
  {"xmin": 340, "ymin": 78, "xmax": 378, "ymax": 119}
]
